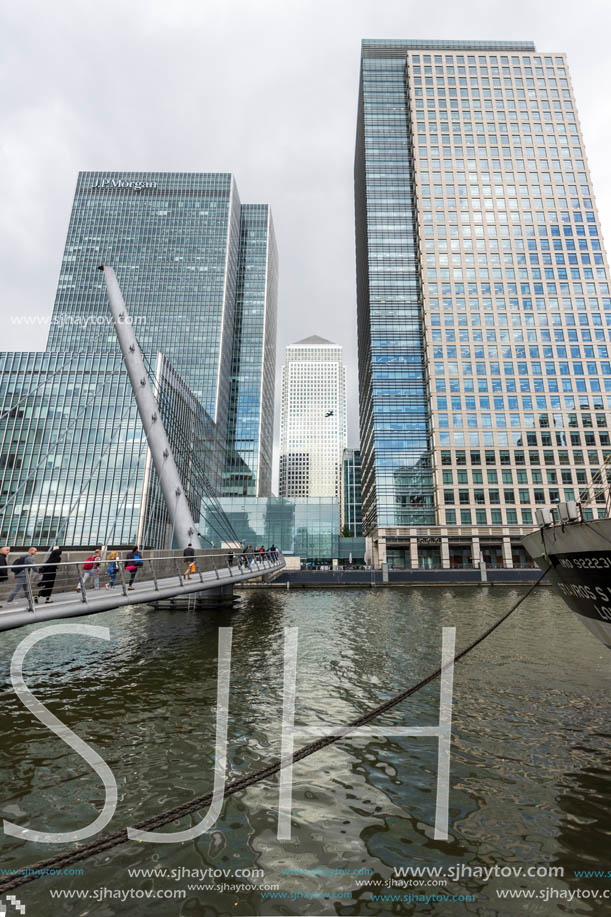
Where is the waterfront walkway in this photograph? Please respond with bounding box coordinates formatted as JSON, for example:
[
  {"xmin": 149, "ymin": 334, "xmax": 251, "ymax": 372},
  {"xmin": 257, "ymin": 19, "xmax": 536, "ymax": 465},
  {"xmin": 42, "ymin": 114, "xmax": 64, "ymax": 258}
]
[{"xmin": 0, "ymin": 553, "xmax": 285, "ymax": 632}]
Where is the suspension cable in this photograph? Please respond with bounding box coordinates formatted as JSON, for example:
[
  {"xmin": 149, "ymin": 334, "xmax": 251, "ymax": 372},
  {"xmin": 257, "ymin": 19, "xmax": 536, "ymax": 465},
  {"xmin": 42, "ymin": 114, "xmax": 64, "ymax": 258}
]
[
  {"xmin": 0, "ymin": 397, "xmax": 100, "ymax": 517},
  {"xmin": 0, "ymin": 568, "xmax": 549, "ymax": 895},
  {"xmin": 140, "ymin": 350, "xmax": 242, "ymax": 545},
  {"xmin": 0, "ymin": 352, "xmax": 86, "ymax": 423},
  {"xmin": 51, "ymin": 398, "xmax": 145, "ymax": 548},
  {"xmin": 139, "ymin": 350, "xmax": 242, "ymax": 547}
]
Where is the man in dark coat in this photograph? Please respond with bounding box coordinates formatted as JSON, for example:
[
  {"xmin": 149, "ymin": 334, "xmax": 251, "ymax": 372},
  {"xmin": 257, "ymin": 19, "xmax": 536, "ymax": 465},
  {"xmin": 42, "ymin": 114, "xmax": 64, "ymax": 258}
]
[
  {"xmin": 38, "ymin": 546, "xmax": 62, "ymax": 604},
  {"xmin": 0, "ymin": 546, "xmax": 9, "ymax": 583}
]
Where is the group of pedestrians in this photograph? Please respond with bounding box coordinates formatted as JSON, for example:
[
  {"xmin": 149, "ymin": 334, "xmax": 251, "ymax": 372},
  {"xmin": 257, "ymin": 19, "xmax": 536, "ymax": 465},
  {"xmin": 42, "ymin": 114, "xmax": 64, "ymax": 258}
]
[
  {"xmin": 0, "ymin": 545, "xmax": 144, "ymax": 608},
  {"xmin": 236, "ymin": 544, "xmax": 278, "ymax": 570},
  {"xmin": 0, "ymin": 540, "xmax": 279, "ymax": 607},
  {"xmin": 75, "ymin": 547, "xmax": 143, "ymax": 592},
  {"xmin": 0, "ymin": 545, "xmax": 61, "ymax": 607}
]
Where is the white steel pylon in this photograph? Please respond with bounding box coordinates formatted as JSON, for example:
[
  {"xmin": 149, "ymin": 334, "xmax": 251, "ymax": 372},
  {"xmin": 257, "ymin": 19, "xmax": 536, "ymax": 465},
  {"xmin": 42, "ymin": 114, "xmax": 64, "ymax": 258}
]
[{"xmin": 100, "ymin": 265, "xmax": 201, "ymax": 550}]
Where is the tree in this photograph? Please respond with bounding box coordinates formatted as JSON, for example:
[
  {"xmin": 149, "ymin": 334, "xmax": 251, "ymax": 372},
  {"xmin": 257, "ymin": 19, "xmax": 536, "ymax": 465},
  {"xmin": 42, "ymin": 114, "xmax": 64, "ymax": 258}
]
[{"xmin": 341, "ymin": 525, "xmax": 353, "ymax": 538}]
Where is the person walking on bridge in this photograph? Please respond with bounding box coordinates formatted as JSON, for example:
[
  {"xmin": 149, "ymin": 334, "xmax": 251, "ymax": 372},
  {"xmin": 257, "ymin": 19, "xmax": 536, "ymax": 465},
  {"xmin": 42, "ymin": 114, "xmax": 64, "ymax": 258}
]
[
  {"xmin": 104, "ymin": 551, "xmax": 120, "ymax": 589},
  {"xmin": 38, "ymin": 546, "xmax": 62, "ymax": 604},
  {"xmin": 4, "ymin": 547, "xmax": 38, "ymax": 606},
  {"xmin": 125, "ymin": 546, "xmax": 143, "ymax": 590},
  {"xmin": 183, "ymin": 543, "xmax": 196, "ymax": 580},
  {"xmin": 0, "ymin": 545, "xmax": 9, "ymax": 602},
  {"xmin": 0, "ymin": 545, "xmax": 9, "ymax": 584},
  {"xmin": 77, "ymin": 549, "xmax": 101, "ymax": 592}
]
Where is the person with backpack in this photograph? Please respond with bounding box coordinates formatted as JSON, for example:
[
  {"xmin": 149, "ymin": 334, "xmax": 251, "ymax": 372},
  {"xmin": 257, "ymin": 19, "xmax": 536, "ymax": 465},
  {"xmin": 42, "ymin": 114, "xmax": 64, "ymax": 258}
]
[
  {"xmin": 125, "ymin": 546, "xmax": 143, "ymax": 590},
  {"xmin": 3, "ymin": 547, "xmax": 38, "ymax": 606},
  {"xmin": 38, "ymin": 546, "xmax": 62, "ymax": 604},
  {"xmin": 104, "ymin": 550, "xmax": 120, "ymax": 589},
  {"xmin": 76, "ymin": 549, "xmax": 102, "ymax": 592}
]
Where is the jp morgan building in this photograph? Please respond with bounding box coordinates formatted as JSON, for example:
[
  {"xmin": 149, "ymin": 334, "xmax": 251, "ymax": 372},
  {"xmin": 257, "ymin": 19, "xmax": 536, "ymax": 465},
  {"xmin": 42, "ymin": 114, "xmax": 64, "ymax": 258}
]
[
  {"xmin": 0, "ymin": 172, "xmax": 277, "ymax": 547},
  {"xmin": 356, "ymin": 40, "xmax": 611, "ymax": 570}
]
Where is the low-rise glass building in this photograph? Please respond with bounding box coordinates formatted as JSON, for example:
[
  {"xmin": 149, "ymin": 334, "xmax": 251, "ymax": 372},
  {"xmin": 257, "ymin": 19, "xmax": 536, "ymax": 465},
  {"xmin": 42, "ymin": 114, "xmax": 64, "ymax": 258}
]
[{"xmin": 201, "ymin": 496, "xmax": 340, "ymax": 562}]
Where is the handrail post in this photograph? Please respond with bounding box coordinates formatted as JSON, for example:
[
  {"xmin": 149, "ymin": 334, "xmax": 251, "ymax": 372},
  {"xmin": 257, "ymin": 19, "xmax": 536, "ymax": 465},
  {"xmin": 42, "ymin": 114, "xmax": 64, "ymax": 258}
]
[
  {"xmin": 227, "ymin": 557, "xmax": 233, "ymax": 577},
  {"xmin": 149, "ymin": 558, "xmax": 159, "ymax": 592},
  {"xmin": 118, "ymin": 560, "xmax": 128, "ymax": 596},
  {"xmin": 174, "ymin": 557, "xmax": 184, "ymax": 587},
  {"xmin": 197, "ymin": 556, "xmax": 204, "ymax": 583},
  {"xmin": 24, "ymin": 567, "xmax": 35, "ymax": 613},
  {"xmin": 213, "ymin": 556, "xmax": 219, "ymax": 580},
  {"xmin": 76, "ymin": 564, "xmax": 88, "ymax": 603}
]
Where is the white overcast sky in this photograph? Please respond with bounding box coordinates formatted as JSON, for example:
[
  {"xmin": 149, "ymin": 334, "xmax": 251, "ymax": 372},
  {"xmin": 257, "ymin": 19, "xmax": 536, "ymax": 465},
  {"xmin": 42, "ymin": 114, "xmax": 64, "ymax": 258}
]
[{"xmin": 2, "ymin": 0, "xmax": 611, "ymax": 489}]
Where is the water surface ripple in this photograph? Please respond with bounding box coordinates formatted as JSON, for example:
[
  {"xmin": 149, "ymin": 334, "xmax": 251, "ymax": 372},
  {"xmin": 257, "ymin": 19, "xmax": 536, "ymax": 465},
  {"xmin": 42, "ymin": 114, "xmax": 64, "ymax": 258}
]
[{"xmin": 0, "ymin": 586, "xmax": 609, "ymax": 914}]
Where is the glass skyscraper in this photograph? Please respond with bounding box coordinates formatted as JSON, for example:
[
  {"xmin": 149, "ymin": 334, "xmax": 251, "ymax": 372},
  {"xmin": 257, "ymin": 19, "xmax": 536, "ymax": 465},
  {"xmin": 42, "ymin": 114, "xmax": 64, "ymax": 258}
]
[
  {"xmin": 223, "ymin": 204, "xmax": 278, "ymax": 497},
  {"xmin": 341, "ymin": 448, "xmax": 363, "ymax": 537},
  {"xmin": 356, "ymin": 40, "xmax": 611, "ymax": 569},
  {"xmin": 47, "ymin": 172, "xmax": 277, "ymax": 446},
  {"xmin": 0, "ymin": 173, "xmax": 277, "ymax": 547}
]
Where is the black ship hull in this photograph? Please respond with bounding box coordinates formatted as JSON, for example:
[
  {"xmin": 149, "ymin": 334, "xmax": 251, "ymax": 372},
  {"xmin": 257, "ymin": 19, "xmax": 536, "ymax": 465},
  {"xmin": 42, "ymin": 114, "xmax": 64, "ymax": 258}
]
[{"xmin": 522, "ymin": 519, "xmax": 611, "ymax": 649}]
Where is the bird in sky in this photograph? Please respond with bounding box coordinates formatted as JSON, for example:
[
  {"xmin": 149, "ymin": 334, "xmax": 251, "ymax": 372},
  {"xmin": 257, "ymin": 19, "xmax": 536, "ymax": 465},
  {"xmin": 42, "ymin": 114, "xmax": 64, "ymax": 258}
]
[{"xmin": 325, "ymin": 410, "xmax": 334, "ymax": 418}]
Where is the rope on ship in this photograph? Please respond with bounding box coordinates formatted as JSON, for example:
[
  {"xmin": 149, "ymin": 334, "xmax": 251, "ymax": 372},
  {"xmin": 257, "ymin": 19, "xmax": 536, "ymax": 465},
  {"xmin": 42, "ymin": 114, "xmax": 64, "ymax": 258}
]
[{"xmin": 0, "ymin": 567, "xmax": 550, "ymax": 894}]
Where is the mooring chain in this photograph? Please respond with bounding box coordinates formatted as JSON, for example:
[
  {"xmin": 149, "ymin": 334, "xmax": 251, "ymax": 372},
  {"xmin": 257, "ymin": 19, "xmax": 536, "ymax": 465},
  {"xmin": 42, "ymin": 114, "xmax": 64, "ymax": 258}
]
[{"xmin": 0, "ymin": 569, "xmax": 549, "ymax": 894}]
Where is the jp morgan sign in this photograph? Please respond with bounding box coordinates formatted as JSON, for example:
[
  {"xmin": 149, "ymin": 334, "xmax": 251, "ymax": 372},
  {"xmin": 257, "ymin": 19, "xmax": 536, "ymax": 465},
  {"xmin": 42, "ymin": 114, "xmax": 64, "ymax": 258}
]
[{"xmin": 92, "ymin": 179, "xmax": 158, "ymax": 191}]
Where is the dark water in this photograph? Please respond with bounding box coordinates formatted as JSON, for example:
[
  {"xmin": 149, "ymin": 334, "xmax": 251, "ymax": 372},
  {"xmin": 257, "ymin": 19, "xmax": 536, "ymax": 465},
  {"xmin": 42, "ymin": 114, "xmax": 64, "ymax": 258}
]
[{"xmin": 0, "ymin": 586, "xmax": 610, "ymax": 915}]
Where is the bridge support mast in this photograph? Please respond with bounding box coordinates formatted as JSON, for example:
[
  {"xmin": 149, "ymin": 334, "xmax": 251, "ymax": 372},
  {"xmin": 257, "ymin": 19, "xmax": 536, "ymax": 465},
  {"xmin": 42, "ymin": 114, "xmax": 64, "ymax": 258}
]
[{"xmin": 100, "ymin": 265, "xmax": 200, "ymax": 550}]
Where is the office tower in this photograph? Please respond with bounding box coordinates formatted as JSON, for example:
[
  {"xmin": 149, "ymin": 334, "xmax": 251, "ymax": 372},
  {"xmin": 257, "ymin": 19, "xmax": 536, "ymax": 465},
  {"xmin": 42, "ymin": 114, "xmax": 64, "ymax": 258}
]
[
  {"xmin": 47, "ymin": 172, "xmax": 241, "ymax": 430},
  {"xmin": 47, "ymin": 172, "xmax": 277, "ymax": 471},
  {"xmin": 0, "ymin": 173, "xmax": 277, "ymax": 546},
  {"xmin": 341, "ymin": 448, "xmax": 363, "ymax": 536},
  {"xmin": 279, "ymin": 336, "xmax": 347, "ymax": 498},
  {"xmin": 356, "ymin": 40, "xmax": 611, "ymax": 569},
  {"xmin": 223, "ymin": 205, "xmax": 278, "ymax": 497}
]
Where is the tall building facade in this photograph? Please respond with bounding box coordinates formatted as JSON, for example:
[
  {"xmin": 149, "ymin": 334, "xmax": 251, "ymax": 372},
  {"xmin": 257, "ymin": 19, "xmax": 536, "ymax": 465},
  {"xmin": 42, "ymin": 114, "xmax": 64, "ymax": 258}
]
[
  {"xmin": 356, "ymin": 40, "xmax": 611, "ymax": 569},
  {"xmin": 279, "ymin": 336, "xmax": 347, "ymax": 498},
  {"xmin": 223, "ymin": 204, "xmax": 278, "ymax": 497},
  {"xmin": 0, "ymin": 172, "xmax": 277, "ymax": 547},
  {"xmin": 341, "ymin": 448, "xmax": 363, "ymax": 536},
  {"xmin": 47, "ymin": 172, "xmax": 242, "ymax": 429},
  {"xmin": 47, "ymin": 171, "xmax": 277, "ymax": 470}
]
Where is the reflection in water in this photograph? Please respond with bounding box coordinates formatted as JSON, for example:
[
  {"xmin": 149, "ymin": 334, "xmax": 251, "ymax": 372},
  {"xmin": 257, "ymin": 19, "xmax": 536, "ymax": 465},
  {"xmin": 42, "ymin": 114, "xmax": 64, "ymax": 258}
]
[
  {"xmin": 553, "ymin": 748, "xmax": 611, "ymax": 896},
  {"xmin": 0, "ymin": 586, "xmax": 609, "ymax": 915}
]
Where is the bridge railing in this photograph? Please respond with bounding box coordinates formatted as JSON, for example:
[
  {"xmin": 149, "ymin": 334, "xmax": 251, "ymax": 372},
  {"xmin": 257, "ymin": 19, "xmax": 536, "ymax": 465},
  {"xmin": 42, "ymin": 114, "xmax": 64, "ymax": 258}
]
[{"xmin": 1, "ymin": 549, "xmax": 284, "ymax": 614}]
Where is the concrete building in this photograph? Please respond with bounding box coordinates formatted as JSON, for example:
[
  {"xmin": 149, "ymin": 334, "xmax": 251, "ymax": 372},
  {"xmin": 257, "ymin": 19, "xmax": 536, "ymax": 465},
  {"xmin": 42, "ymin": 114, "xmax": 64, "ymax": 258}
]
[
  {"xmin": 355, "ymin": 39, "xmax": 611, "ymax": 569},
  {"xmin": 279, "ymin": 336, "xmax": 347, "ymax": 498}
]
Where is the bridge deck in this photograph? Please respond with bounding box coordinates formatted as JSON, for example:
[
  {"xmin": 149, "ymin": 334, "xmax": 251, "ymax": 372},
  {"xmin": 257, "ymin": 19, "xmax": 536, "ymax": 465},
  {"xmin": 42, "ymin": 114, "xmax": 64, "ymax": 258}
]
[{"xmin": 0, "ymin": 557, "xmax": 285, "ymax": 633}]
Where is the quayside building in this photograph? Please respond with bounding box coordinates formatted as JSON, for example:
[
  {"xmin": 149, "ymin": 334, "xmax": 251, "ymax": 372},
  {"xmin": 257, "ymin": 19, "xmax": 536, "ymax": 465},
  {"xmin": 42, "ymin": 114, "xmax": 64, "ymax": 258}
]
[{"xmin": 356, "ymin": 39, "xmax": 611, "ymax": 569}]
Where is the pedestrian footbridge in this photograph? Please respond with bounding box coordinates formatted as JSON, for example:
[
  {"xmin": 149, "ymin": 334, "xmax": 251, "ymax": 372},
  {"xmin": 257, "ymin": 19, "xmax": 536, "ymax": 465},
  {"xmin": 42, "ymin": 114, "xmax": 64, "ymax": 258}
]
[{"xmin": 0, "ymin": 551, "xmax": 285, "ymax": 633}]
